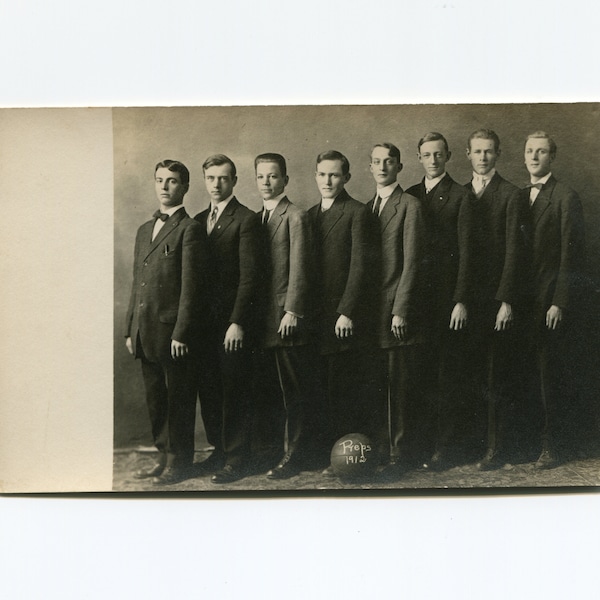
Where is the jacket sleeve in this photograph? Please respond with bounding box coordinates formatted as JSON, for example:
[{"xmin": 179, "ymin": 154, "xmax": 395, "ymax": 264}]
[
  {"xmin": 453, "ymin": 188, "xmax": 477, "ymax": 304},
  {"xmin": 124, "ymin": 229, "xmax": 141, "ymax": 338},
  {"xmin": 337, "ymin": 205, "xmax": 370, "ymax": 318},
  {"xmin": 172, "ymin": 220, "xmax": 209, "ymax": 343},
  {"xmin": 495, "ymin": 186, "xmax": 527, "ymax": 304},
  {"xmin": 392, "ymin": 196, "xmax": 426, "ymax": 317},
  {"xmin": 229, "ymin": 212, "xmax": 260, "ymax": 326},
  {"xmin": 284, "ymin": 208, "xmax": 311, "ymax": 316},
  {"xmin": 552, "ymin": 189, "xmax": 585, "ymax": 309}
]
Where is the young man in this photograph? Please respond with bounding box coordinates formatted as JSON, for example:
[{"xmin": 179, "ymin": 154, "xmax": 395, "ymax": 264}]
[
  {"xmin": 253, "ymin": 152, "xmax": 316, "ymax": 479},
  {"xmin": 464, "ymin": 129, "xmax": 528, "ymax": 470},
  {"xmin": 406, "ymin": 132, "xmax": 477, "ymax": 470},
  {"xmin": 125, "ymin": 159, "xmax": 208, "ymax": 485},
  {"xmin": 194, "ymin": 154, "xmax": 260, "ymax": 483},
  {"xmin": 308, "ymin": 150, "xmax": 378, "ymax": 474},
  {"xmin": 522, "ymin": 131, "xmax": 585, "ymax": 469},
  {"xmin": 368, "ymin": 143, "xmax": 426, "ymax": 476}
]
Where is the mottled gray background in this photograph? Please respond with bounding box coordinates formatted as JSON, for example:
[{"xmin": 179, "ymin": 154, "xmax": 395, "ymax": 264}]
[{"xmin": 114, "ymin": 103, "xmax": 600, "ymax": 448}]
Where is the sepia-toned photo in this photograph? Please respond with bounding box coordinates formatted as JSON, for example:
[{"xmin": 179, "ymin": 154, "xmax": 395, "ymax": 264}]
[{"xmin": 113, "ymin": 103, "xmax": 600, "ymax": 492}]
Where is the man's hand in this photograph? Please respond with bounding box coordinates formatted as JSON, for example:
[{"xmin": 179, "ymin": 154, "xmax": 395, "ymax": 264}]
[
  {"xmin": 125, "ymin": 337, "xmax": 133, "ymax": 355},
  {"xmin": 494, "ymin": 302, "xmax": 513, "ymax": 331},
  {"xmin": 171, "ymin": 339, "xmax": 189, "ymax": 359},
  {"xmin": 449, "ymin": 302, "xmax": 468, "ymax": 331},
  {"xmin": 223, "ymin": 323, "xmax": 244, "ymax": 353},
  {"xmin": 391, "ymin": 315, "xmax": 408, "ymax": 341},
  {"xmin": 278, "ymin": 312, "xmax": 298, "ymax": 339},
  {"xmin": 546, "ymin": 305, "xmax": 563, "ymax": 330},
  {"xmin": 335, "ymin": 314, "xmax": 354, "ymax": 339}
]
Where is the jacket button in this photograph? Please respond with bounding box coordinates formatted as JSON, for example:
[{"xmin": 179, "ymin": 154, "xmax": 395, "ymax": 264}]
[
  {"xmin": 139, "ymin": 302, "xmax": 144, "ymax": 307},
  {"xmin": 143, "ymin": 262, "xmax": 148, "ymax": 267},
  {"xmin": 141, "ymin": 282, "xmax": 146, "ymax": 286}
]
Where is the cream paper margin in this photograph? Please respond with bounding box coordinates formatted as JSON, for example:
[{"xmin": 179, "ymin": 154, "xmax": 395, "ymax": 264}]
[{"xmin": 0, "ymin": 108, "xmax": 114, "ymax": 492}]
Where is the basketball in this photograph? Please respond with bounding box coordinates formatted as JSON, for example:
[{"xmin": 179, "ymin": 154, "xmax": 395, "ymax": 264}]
[{"xmin": 330, "ymin": 433, "xmax": 376, "ymax": 480}]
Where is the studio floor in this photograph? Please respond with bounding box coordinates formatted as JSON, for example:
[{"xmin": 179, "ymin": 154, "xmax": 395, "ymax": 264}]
[{"xmin": 113, "ymin": 447, "xmax": 600, "ymax": 494}]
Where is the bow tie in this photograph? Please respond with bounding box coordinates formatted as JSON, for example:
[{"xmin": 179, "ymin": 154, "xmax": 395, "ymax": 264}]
[
  {"xmin": 527, "ymin": 183, "xmax": 544, "ymax": 190},
  {"xmin": 153, "ymin": 210, "xmax": 169, "ymax": 221}
]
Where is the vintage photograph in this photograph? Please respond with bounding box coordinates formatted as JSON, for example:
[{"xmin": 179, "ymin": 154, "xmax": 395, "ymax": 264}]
[{"xmin": 113, "ymin": 103, "xmax": 600, "ymax": 492}]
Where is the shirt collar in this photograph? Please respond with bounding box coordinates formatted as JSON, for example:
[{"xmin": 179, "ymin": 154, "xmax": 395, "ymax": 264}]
[
  {"xmin": 211, "ymin": 194, "xmax": 234, "ymax": 214},
  {"xmin": 263, "ymin": 192, "xmax": 286, "ymax": 212},
  {"xmin": 425, "ymin": 172, "xmax": 447, "ymax": 191},
  {"xmin": 158, "ymin": 203, "xmax": 184, "ymax": 217},
  {"xmin": 321, "ymin": 194, "xmax": 340, "ymax": 211},
  {"xmin": 375, "ymin": 181, "xmax": 399, "ymax": 200},
  {"xmin": 531, "ymin": 172, "xmax": 552, "ymax": 185},
  {"xmin": 472, "ymin": 169, "xmax": 496, "ymax": 183}
]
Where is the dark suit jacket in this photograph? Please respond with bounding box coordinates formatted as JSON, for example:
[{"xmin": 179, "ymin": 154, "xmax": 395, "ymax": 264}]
[
  {"xmin": 465, "ymin": 172, "xmax": 528, "ymax": 311},
  {"xmin": 367, "ymin": 185, "xmax": 426, "ymax": 348},
  {"xmin": 525, "ymin": 175, "xmax": 585, "ymax": 320},
  {"xmin": 406, "ymin": 173, "xmax": 477, "ymax": 328},
  {"xmin": 194, "ymin": 197, "xmax": 260, "ymax": 335},
  {"xmin": 257, "ymin": 196, "xmax": 313, "ymax": 348},
  {"xmin": 125, "ymin": 207, "xmax": 208, "ymax": 363},
  {"xmin": 308, "ymin": 189, "xmax": 376, "ymax": 354}
]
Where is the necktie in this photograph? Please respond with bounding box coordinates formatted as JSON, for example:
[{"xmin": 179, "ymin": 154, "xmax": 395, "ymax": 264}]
[
  {"xmin": 262, "ymin": 209, "xmax": 270, "ymax": 225},
  {"xmin": 527, "ymin": 182, "xmax": 543, "ymax": 206},
  {"xmin": 373, "ymin": 195, "xmax": 382, "ymax": 216},
  {"xmin": 474, "ymin": 177, "xmax": 488, "ymax": 199},
  {"xmin": 153, "ymin": 210, "xmax": 169, "ymax": 222},
  {"xmin": 208, "ymin": 206, "xmax": 218, "ymax": 230}
]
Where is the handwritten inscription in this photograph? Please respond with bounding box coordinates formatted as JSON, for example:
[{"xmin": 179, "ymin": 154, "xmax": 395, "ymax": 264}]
[{"xmin": 337, "ymin": 438, "xmax": 372, "ymax": 464}]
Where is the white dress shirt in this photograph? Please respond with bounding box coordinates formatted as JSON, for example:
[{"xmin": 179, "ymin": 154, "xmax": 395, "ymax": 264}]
[
  {"xmin": 207, "ymin": 194, "xmax": 234, "ymax": 233},
  {"xmin": 373, "ymin": 182, "xmax": 399, "ymax": 215},
  {"xmin": 262, "ymin": 192, "xmax": 286, "ymax": 222},
  {"xmin": 529, "ymin": 172, "xmax": 552, "ymax": 205},
  {"xmin": 152, "ymin": 204, "xmax": 184, "ymax": 241},
  {"xmin": 472, "ymin": 169, "xmax": 495, "ymax": 197},
  {"xmin": 425, "ymin": 172, "xmax": 447, "ymax": 193}
]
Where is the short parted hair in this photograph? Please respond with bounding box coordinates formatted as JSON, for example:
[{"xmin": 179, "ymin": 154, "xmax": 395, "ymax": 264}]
[
  {"xmin": 154, "ymin": 159, "xmax": 190, "ymax": 187},
  {"xmin": 371, "ymin": 143, "xmax": 401, "ymax": 162},
  {"xmin": 468, "ymin": 128, "xmax": 501, "ymax": 152},
  {"xmin": 316, "ymin": 150, "xmax": 350, "ymax": 175},
  {"xmin": 255, "ymin": 152, "xmax": 287, "ymax": 177},
  {"xmin": 202, "ymin": 154, "xmax": 237, "ymax": 178},
  {"xmin": 417, "ymin": 132, "xmax": 449, "ymax": 153},
  {"xmin": 526, "ymin": 131, "xmax": 557, "ymax": 156}
]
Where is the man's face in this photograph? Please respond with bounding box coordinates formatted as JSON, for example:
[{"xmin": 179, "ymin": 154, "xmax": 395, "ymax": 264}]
[
  {"xmin": 370, "ymin": 146, "xmax": 402, "ymax": 187},
  {"xmin": 155, "ymin": 167, "xmax": 188, "ymax": 208},
  {"xmin": 418, "ymin": 140, "xmax": 450, "ymax": 179},
  {"xmin": 204, "ymin": 163, "xmax": 237, "ymax": 203},
  {"xmin": 467, "ymin": 138, "xmax": 499, "ymax": 176},
  {"xmin": 315, "ymin": 159, "xmax": 350, "ymax": 199},
  {"xmin": 256, "ymin": 161, "xmax": 288, "ymax": 200},
  {"xmin": 524, "ymin": 137, "xmax": 554, "ymax": 178}
]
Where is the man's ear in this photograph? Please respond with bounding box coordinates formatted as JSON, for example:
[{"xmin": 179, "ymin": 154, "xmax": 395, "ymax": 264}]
[
  {"xmin": 344, "ymin": 172, "xmax": 352, "ymax": 183},
  {"xmin": 446, "ymin": 150, "xmax": 452, "ymax": 162},
  {"xmin": 398, "ymin": 162, "xmax": 404, "ymax": 174},
  {"xmin": 232, "ymin": 176, "xmax": 238, "ymax": 186},
  {"xmin": 284, "ymin": 175, "xmax": 290, "ymax": 186}
]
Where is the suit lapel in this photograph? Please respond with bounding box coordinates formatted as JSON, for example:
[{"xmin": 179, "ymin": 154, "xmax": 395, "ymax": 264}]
[
  {"xmin": 320, "ymin": 191, "xmax": 346, "ymax": 240},
  {"xmin": 144, "ymin": 208, "xmax": 187, "ymax": 259},
  {"xmin": 429, "ymin": 174, "xmax": 452, "ymax": 213},
  {"xmin": 210, "ymin": 197, "xmax": 238, "ymax": 239},
  {"xmin": 530, "ymin": 176, "xmax": 555, "ymax": 226},
  {"xmin": 379, "ymin": 185, "xmax": 402, "ymax": 233},
  {"xmin": 267, "ymin": 197, "xmax": 288, "ymax": 240}
]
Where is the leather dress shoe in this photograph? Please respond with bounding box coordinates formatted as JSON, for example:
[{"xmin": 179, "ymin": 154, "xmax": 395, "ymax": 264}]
[
  {"xmin": 266, "ymin": 455, "xmax": 300, "ymax": 480},
  {"xmin": 424, "ymin": 451, "xmax": 451, "ymax": 472},
  {"xmin": 534, "ymin": 448, "xmax": 559, "ymax": 470},
  {"xmin": 321, "ymin": 465, "xmax": 337, "ymax": 478},
  {"xmin": 133, "ymin": 462, "xmax": 165, "ymax": 479},
  {"xmin": 195, "ymin": 451, "xmax": 226, "ymax": 475},
  {"xmin": 378, "ymin": 459, "xmax": 407, "ymax": 480},
  {"xmin": 211, "ymin": 464, "xmax": 244, "ymax": 484},
  {"xmin": 152, "ymin": 466, "xmax": 190, "ymax": 486},
  {"xmin": 476, "ymin": 450, "xmax": 505, "ymax": 471}
]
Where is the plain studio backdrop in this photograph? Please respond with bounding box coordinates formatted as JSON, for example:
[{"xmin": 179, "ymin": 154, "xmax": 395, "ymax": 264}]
[{"xmin": 113, "ymin": 103, "xmax": 600, "ymax": 449}]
